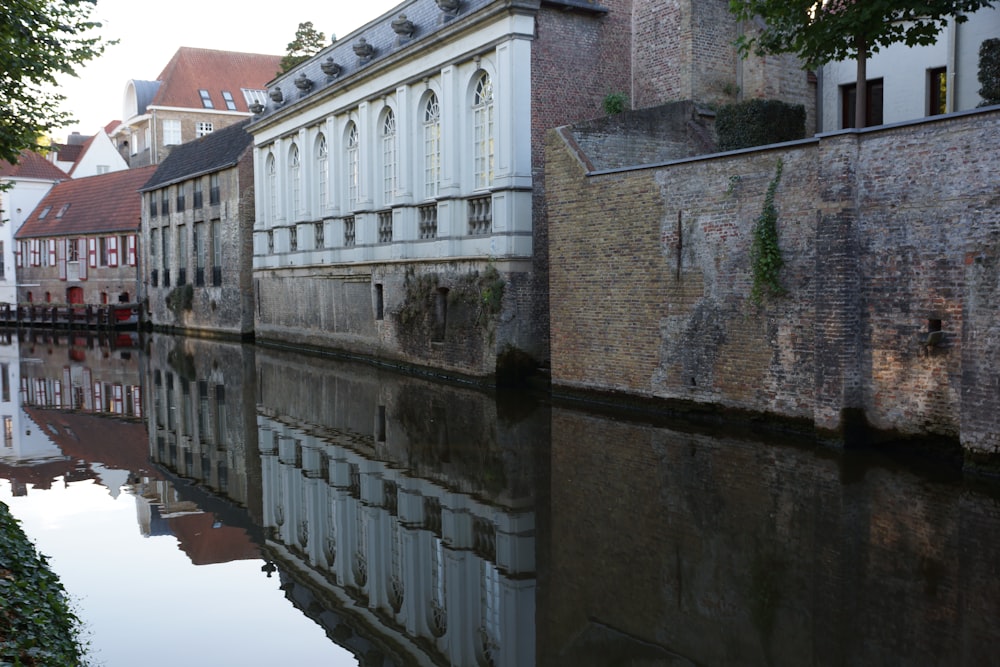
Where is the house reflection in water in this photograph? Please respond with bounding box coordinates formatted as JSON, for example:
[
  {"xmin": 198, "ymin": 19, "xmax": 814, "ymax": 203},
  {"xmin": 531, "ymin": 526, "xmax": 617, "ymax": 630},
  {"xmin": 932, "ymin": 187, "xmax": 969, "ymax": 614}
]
[{"xmin": 255, "ymin": 347, "xmax": 542, "ymax": 667}]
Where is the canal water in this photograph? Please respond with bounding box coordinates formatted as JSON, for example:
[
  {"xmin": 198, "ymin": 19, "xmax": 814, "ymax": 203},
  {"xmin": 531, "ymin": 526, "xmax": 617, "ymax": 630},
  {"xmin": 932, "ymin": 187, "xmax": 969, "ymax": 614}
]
[{"xmin": 0, "ymin": 331, "xmax": 998, "ymax": 666}]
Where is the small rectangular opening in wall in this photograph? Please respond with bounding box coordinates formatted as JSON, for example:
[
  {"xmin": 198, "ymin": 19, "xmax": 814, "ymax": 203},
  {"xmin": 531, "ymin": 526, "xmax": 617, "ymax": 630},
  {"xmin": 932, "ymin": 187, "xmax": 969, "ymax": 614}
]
[
  {"xmin": 927, "ymin": 318, "xmax": 944, "ymax": 346},
  {"xmin": 432, "ymin": 288, "xmax": 448, "ymax": 342},
  {"xmin": 376, "ymin": 405, "xmax": 386, "ymax": 442},
  {"xmin": 375, "ymin": 284, "xmax": 384, "ymax": 320}
]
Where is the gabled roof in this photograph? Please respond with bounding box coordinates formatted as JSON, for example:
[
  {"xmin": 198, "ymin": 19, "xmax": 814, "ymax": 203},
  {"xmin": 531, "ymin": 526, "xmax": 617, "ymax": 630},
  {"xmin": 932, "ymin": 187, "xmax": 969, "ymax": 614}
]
[
  {"xmin": 65, "ymin": 136, "xmax": 98, "ymax": 176},
  {"xmin": 16, "ymin": 165, "xmax": 157, "ymax": 239},
  {"xmin": 0, "ymin": 150, "xmax": 67, "ymax": 182},
  {"xmin": 140, "ymin": 119, "xmax": 253, "ymax": 191},
  {"xmin": 151, "ymin": 47, "xmax": 282, "ymax": 112}
]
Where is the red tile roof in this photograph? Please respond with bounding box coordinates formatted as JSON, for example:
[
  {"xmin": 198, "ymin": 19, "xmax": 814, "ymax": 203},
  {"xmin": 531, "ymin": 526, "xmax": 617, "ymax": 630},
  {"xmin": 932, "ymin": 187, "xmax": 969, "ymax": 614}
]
[
  {"xmin": 55, "ymin": 143, "xmax": 85, "ymax": 163},
  {"xmin": 17, "ymin": 165, "xmax": 157, "ymax": 239},
  {"xmin": 0, "ymin": 150, "xmax": 68, "ymax": 182},
  {"xmin": 152, "ymin": 47, "xmax": 282, "ymax": 112}
]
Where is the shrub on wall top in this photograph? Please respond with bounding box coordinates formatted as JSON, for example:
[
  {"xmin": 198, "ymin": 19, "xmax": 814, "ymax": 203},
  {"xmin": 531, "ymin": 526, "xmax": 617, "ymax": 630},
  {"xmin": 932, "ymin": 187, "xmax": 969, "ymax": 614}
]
[
  {"xmin": 716, "ymin": 99, "xmax": 806, "ymax": 152},
  {"xmin": 979, "ymin": 38, "xmax": 1000, "ymax": 106}
]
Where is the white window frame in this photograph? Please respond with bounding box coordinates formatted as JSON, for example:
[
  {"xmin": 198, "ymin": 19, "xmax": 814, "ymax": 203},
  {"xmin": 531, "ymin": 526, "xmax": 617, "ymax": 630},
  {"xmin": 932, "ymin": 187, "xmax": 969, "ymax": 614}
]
[
  {"xmin": 316, "ymin": 133, "xmax": 328, "ymax": 212},
  {"xmin": 346, "ymin": 121, "xmax": 359, "ymax": 210},
  {"xmin": 163, "ymin": 119, "xmax": 182, "ymax": 146},
  {"xmin": 423, "ymin": 92, "xmax": 441, "ymax": 199},
  {"xmin": 381, "ymin": 108, "xmax": 397, "ymax": 206},
  {"xmin": 473, "ymin": 71, "xmax": 495, "ymax": 190},
  {"xmin": 289, "ymin": 143, "xmax": 301, "ymax": 219},
  {"xmin": 196, "ymin": 122, "xmax": 214, "ymax": 138}
]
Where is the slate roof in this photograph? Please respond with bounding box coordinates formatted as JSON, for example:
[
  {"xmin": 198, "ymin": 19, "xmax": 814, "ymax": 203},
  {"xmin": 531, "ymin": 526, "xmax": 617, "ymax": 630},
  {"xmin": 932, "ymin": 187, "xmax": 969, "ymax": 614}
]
[
  {"xmin": 16, "ymin": 165, "xmax": 157, "ymax": 239},
  {"xmin": 151, "ymin": 47, "xmax": 282, "ymax": 112},
  {"xmin": 0, "ymin": 150, "xmax": 67, "ymax": 181},
  {"xmin": 140, "ymin": 119, "xmax": 253, "ymax": 191}
]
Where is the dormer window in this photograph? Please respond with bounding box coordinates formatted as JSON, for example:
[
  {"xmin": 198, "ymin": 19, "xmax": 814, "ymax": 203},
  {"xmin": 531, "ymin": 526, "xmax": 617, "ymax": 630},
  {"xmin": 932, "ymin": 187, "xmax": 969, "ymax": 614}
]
[
  {"xmin": 222, "ymin": 91, "xmax": 237, "ymax": 111},
  {"xmin": 199, "ymin": 89, "xmax": 214, "ymax": 108},
  {"xmin": 38, "ymin": 206, "xmax": 51, "ymax": 220},
  {"xmin": 55, "ymin": 204, "xmax": 70, "ymax": 218}
]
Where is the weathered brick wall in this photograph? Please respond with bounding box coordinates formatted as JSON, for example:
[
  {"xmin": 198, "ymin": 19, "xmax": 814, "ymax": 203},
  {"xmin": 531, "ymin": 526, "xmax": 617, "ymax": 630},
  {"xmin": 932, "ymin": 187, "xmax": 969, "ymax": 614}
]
[{"xmin": 548, "ymin": 108, "xmax": 1000, "ymax": 458}]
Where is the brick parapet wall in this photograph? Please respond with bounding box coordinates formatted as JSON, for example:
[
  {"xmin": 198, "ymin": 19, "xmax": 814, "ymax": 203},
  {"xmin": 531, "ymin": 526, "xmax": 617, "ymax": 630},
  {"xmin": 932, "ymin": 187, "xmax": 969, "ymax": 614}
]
[{"xmin": 548, "ymin": 108, "xmax": 1000, "ymax": 458}]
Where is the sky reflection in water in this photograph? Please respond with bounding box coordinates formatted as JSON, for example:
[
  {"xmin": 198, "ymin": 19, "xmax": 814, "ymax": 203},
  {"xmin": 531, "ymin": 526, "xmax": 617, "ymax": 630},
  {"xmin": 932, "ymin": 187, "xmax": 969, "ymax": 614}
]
[{"xmin": 0, "ymin": 477, "xmax": 357, "ymax": 667}]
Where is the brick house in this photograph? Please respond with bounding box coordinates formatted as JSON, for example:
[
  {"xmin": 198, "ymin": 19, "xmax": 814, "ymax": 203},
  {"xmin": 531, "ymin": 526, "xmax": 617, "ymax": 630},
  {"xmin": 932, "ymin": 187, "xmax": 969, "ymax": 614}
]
[
  {"xmin": 246, "ymin": 0, "xmax": 809, "ymax": 381},
  {"xmin": 112, "ymin": 47, "xmax": 281, "ymax": 168},
  {"xmin": 15, "ymin": 166, "xmax": 155, "ymax": 307},
  {"xmin": 139, "ymin": 120, "xmax": 256, "ymax": 337}
]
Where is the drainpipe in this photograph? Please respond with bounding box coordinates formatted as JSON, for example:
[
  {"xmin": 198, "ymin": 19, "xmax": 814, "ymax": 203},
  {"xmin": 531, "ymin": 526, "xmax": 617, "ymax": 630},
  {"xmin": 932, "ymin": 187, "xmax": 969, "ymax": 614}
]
[{"xmin": 947, "ymin": 17, "xmax": 958, "ymax": 112}]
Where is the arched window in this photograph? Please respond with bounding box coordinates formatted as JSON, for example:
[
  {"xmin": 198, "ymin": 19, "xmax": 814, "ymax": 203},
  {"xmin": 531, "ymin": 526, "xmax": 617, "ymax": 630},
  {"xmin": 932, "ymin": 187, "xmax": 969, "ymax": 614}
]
[
  {"xmin": 423, "ymin": 92, "xmax": 441, "ymax": 199},
  {"xmin": 266, "ymin": 152, "xmax": 277, "ymax": 221},
  {"xmin": 473, "ymin": 72, "xmax": 494, "ymax": 190},
  {"xmin": 289, "ymin": 143, "xmax": 301, "ymax": 219},
  {"xmin": 346, "ymin": 122, "xmax": 359, "ymax": 209},
  {"xmin": 381, "ymin": 109, "xmax": 397, "ymax": 206},
  {"xmin": 316, "ymin": 133, "xmax": 328, "ymax": 211}
]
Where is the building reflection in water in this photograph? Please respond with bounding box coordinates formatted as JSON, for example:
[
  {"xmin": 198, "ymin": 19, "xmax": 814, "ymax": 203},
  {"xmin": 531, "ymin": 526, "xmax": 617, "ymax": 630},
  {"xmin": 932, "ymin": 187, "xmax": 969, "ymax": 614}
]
[
  {"xmin": 144, "ymin": 336, "xmax": 543, "ymax": 666},
  {"xmin": 14, "ymin": 330, "xmax": 1000, "ymax": 665}
]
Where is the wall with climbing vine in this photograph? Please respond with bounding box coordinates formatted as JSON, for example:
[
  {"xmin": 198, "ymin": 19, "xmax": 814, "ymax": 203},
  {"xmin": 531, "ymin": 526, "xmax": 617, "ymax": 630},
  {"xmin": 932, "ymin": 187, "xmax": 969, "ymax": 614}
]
[{"xmin": 547, "ymin": 106, "xmax": 1000, "ymax": 466}]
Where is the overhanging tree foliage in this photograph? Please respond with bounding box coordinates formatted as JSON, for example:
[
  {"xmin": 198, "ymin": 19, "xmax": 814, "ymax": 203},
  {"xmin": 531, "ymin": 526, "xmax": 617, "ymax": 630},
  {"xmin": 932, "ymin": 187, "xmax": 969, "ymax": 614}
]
[
  {"xmin": 279, "ymin": 21, "xmax": 326, "ymax": 75},
  {"xmin": 0, "ymin": 0, "xmax": 112, "ymax": 164},
  {"xmin": 729, "ymin": 0, "xmax": 996, "ymax": 127}
]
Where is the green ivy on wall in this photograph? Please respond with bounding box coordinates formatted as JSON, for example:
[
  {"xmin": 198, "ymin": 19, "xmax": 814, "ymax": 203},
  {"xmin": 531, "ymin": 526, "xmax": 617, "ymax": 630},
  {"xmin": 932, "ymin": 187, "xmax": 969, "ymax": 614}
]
[
  {"xmin": 750, "ymin": 159, "xmax": 785, "ymax": 306},
  {"xmin": 716, "ymin": 99, "xmax": 805, "ymax": 151}
]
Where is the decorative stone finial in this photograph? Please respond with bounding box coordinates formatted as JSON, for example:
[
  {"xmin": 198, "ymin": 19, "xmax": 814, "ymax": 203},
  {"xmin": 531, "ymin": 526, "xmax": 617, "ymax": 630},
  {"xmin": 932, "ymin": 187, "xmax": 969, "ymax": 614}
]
[
  {"xmin": 269, "ymin": 87, "xmax": 283, "ymax": 104},
  {"xmin": 392, "ymin": 14, "xmax": 415, "ymax": 38},
  {"xmin": 321, "ymin": 57, "xmax": 342, "ymax": 78},
  {"xmin": 436, "ymin": 0, "xmax": 460, "ymax": 16},
  {"xmin": 294, "ymin": 73, "xmax": 313, "ymax": 93},
  {"xmin": 353, "ymin": 38, "xmax": 375, "ymax": 62},
  {"xmin": 249, "ymin": 102, "xmax": 265, "ymax": 114}
]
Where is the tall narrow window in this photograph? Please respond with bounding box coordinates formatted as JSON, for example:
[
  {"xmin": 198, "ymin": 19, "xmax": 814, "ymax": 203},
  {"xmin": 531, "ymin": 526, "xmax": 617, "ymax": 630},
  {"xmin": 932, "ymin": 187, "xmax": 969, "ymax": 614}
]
[
  {"xmin": 266, "ymin": 153, "xmax": 277, "ymax": 221},
  {"xmin": 346, "ymin": 122, "xmax": 360, "ymax": 209},
  {"xmin": 289, "ymin": 143, "xmax": 302, "ymax": 220},
  {"xmin": 381, "ymin": 109, "xmax": 397, "ymax": 205},
  {"xmin": 194, "ymin": 222, "xmax": 206, "ymax": 286},
  {"xmin": 423, "ymin": 92, "xmax": 441, "ymax": 199},
  {"xmin": 209, "ymin": 173, "xmax": 220, "ymax": 205},
  {"xmin": 316, "ymin": 133, "xmax": 328, "ymax": 211},
  {"xmin": 473, "ymin": 72, "xmax": 495, "ymax": 190},
  {"xmin": 193, "ymin": 178, "xmax": 203, "ymax": 208},
  {"xmin": 177, "ymin": 225, "xmax": 187, "ymax": 285},
  {"xmin": 211, "ymin": 220, "xmax": 222, "ymax": 286},
  {"xmin": 929, "ymin": 67, "xmax": 947, "ymax": 116}
]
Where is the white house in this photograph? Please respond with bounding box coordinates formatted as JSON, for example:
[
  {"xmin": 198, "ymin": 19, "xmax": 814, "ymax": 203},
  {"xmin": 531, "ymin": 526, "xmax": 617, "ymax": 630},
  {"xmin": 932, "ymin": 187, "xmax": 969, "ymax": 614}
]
[
  {"xmin": 0, "ymin": 152, "xmax": 67, "ymax": 305},
  {"xmin": 819, "ymin": 6, "xmax": 1000, "ymax": 131}
]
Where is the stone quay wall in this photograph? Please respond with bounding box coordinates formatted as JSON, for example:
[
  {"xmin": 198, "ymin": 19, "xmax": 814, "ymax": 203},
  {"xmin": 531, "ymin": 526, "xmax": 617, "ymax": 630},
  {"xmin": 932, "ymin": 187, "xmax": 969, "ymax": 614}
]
[{"xmin": 546, "ymin": 107, "xmax": 1000, "ymax": 463}]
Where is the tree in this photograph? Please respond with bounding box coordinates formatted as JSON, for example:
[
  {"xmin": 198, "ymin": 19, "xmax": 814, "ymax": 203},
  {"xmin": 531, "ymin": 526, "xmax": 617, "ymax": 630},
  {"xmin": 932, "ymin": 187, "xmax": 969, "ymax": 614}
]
[
  {"xmin": 729, "ymin": 0, "xmax": 995, "ymax": 127},
  {"xmin": 0, "ymin": 0, "xmax": 113, "ymax": 164},
  {"xmin": 279, "ymin": 21, "xmax": 326, "ymax": 75}
]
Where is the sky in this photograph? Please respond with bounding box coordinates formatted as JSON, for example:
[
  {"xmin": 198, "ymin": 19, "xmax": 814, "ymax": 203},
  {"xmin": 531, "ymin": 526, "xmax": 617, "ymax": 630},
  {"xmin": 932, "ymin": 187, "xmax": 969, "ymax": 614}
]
[{"xmin": 53, "ymin": 0, "xmax": 404, "ymax": 142}]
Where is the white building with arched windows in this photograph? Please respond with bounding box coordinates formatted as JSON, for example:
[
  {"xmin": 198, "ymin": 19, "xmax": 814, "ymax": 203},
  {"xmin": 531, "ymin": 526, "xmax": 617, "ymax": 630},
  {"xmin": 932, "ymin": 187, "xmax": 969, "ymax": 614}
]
[{"xmin": 247, "ymin": 0, "xmax": 625, "ymax": 381}]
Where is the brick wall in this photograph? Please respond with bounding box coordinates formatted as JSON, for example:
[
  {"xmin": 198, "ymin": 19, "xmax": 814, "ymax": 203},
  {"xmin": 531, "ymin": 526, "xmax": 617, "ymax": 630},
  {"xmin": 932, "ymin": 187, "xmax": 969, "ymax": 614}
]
[{"xmin": 547, "ymin": 107, "xmax": 1000, "ymax": 460}]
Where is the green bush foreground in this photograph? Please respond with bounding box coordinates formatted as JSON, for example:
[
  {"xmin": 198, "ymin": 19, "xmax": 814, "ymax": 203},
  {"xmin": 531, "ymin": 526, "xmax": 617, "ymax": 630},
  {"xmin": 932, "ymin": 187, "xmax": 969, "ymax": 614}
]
[{"xmin": 0, "ymin": 501, "xmax": 87, "ymax": 666}]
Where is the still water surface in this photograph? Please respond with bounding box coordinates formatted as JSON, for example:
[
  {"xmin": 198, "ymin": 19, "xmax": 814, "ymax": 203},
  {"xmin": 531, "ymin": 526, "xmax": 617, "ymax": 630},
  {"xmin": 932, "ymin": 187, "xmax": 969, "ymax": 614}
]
[{"xmin": 1, "ymin": 331, "xmax": 999, "ymax": 666}]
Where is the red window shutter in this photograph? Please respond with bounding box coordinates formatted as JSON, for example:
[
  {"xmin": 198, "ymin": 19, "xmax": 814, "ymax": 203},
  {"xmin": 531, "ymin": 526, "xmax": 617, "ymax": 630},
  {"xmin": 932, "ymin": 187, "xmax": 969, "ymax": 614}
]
[
  {"xmin": 127, "ymin": 235, "xmax": 137, "ymax": 266},
  {"xmin": 31, "ymin": 240, "xmax": 39, "ymax": 266},
  {"xmin": 108, "ymin": 236, "xmax": 119, "ymax": 267},
  {"xmin": 88, "ymin": 238, "xmax": 97, "ymax": 268}
]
